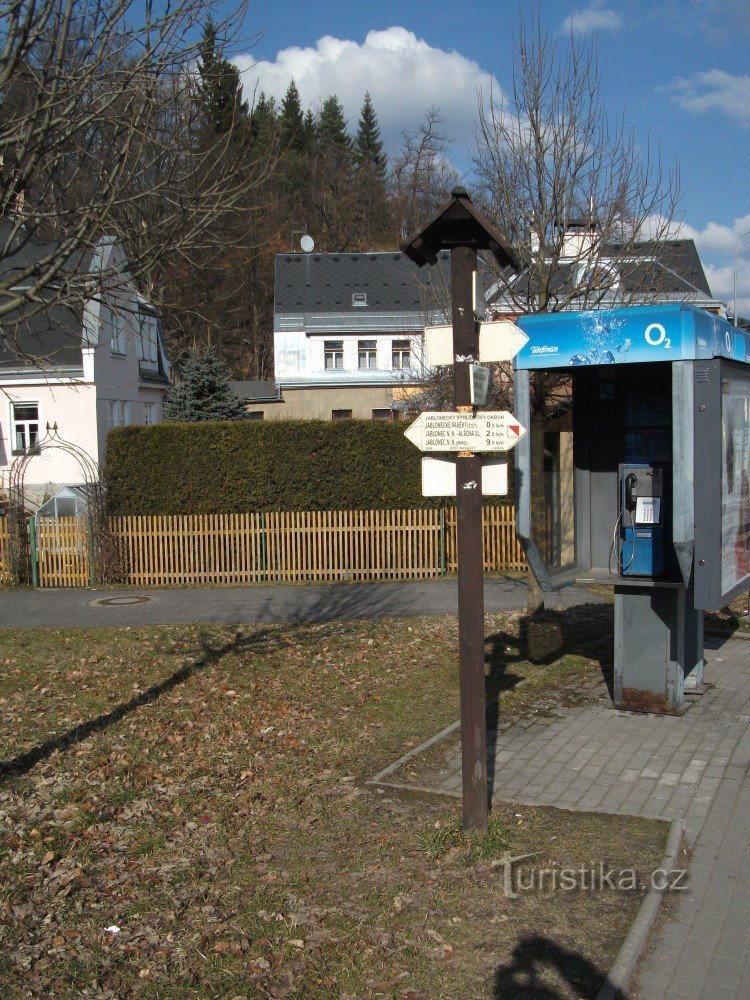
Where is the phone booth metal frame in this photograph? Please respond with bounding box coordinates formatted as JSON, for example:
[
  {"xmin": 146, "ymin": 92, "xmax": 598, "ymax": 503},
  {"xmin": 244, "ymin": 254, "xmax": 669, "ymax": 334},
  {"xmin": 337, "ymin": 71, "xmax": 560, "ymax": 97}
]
[{"xmin": 513, "ymin": 303, "xmax": 750, "ymax": 713}]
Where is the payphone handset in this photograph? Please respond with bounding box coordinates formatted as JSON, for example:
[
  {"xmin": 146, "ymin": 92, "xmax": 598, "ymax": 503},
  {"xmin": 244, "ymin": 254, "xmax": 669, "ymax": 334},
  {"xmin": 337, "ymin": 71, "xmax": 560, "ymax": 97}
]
[
  {"xmin": 624, "ymin": 469, "xmax": 663, "ymax": 526},
  {"xmin": 617, "ymin": 463, "xmax": 668, "ymax": 577}
]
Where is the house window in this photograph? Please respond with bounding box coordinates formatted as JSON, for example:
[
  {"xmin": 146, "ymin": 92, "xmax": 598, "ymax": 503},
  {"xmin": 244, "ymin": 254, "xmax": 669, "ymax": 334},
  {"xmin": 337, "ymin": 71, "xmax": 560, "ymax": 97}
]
[
  {"xmin": 143, "ymin": 402, "xmax": 155, "ymax": 425},
  {"xmin": 110, "ymin": 308, "xmax": 126, "ymax": 355},
  {"xmin": 358, "ymin": 340, "xmax": 377, "ymax": 369},
  {"xmin": 107, "ymin": 400, "xmax": 130, "ymax": 429},
  {"xmin": 11, "ymin": 402, "xmax": 39, "ymax": 454},
  {"xmin": 392, "ymin": 339, "xmax": 411, "ymax": 369},
  {"xmin": 331, "ymin": 409, "xmax": 352, "ymax": 420},
  {"xmin": 324, "ymin": 340, "xmax": 344, "ymax": 370},
  {"xmin": 138, "ymin": 314, "xmax": 158, "ymax": 362},
  {"xmin": 245, "ymin": 411, "xmax": 264, "ymax": 420},
  {"xmin": 352, "ymin": 292, "xmax": 367, "ymax": 307},
  {"xmin": 372, "ymin": 408, "xmax": 392, "ymax": 420}
]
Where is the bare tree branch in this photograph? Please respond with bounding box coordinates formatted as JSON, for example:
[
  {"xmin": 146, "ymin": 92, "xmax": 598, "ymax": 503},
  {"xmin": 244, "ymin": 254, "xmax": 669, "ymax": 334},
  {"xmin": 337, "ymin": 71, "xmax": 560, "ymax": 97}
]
[{"xmin": 0, "ymin": 0, "xmax": 276, "ymax": 362}]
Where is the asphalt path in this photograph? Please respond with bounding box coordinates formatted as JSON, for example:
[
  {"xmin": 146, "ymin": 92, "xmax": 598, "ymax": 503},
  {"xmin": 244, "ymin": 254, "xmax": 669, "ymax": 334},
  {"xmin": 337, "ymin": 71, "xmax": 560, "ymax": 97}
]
[{"xmin": 0, "ymin": 577, "xmax": 601, "ymax": 630}]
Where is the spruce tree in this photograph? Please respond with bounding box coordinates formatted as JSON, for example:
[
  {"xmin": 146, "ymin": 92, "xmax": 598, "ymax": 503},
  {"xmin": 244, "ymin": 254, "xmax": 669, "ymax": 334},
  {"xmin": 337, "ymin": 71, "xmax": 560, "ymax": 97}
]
[
  {"xmin": 317, "ymin": 96, "xmax": 352, "ymax": 152},
  {"xmin": 355, "ymin": 92, "xmax": 386, "ymax": 179},
  {"xmin": 197, "ymin": 17, "xmax": 248, "ymax": 135},
  {"xmin": 164, "ymin": 351, "xmax": 246, "ymax": 422},
  {"xmin": 279, "ymin": 80, "xmax": 305, "ymax": 151},
  {"xmin": 249, "ymin": 92, "xmax": 278, "ymax": 153}
]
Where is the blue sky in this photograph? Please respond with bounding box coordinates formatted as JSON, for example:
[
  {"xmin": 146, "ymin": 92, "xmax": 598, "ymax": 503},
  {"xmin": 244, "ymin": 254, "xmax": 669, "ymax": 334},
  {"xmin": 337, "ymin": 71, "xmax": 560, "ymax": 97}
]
[{"xmin": 230, "ymin": 1, "xmax": 750, "ymax": 314}]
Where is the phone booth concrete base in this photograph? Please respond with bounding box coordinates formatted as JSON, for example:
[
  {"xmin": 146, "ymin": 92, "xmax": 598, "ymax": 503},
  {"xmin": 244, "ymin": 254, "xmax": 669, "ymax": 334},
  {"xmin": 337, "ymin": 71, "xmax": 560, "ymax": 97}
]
[
  {"xmin": 613, "ymin": 583, "xmax": 703, "ymax": 713},
  {"xmin": 514, "ymin": 304, "xmax": 750, "ymax": 714}
]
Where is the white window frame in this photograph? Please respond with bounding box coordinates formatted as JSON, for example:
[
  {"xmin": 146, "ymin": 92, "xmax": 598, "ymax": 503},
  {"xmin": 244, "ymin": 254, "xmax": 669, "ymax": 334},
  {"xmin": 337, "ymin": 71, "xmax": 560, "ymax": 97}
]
[
  {"xmin": 324, "ymin": 340, "xmax": 344, "ymax": 371},
  {"xmin": 11, "ymin": 400, "xmax": 40, "ymax": 454},
  {"xmin": 143, "ymin": 401, "xmax": 155, "ymax": 425},
  {"xmin": 358, "ymin": 340, "xmax": 377, "ymax": 370},
  {"xmin": 392, "ymin": 339, "xmax": 411, "ymax": 370},
  {"xmin": 110, "ymin": 306, "xmax": 126, "ymax": 356},
  {"xmin": 107, "ymin": 400, "xmax": 130, "ymax": 429},
  {"xmin": 138, "ymin": 313, "xmax": 158, "ymax": 363}
]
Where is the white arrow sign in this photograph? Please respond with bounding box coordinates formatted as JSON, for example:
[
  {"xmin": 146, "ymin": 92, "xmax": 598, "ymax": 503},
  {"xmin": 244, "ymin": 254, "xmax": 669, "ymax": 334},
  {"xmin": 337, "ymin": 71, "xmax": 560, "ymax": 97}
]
[
  {"xmin": 404, "ymin": 411, "xmax": 527, "ymax": 453},
  {"xmin": 422, "ymin": 455, "xmax": 508, "ymax": 497},
  {"xmin": 424, "ymin": 319, "xmax": 528, "ymax": 366},
  {"xmin": 478, "ymin": 320, "xmax": 528, "ymax": 362}
]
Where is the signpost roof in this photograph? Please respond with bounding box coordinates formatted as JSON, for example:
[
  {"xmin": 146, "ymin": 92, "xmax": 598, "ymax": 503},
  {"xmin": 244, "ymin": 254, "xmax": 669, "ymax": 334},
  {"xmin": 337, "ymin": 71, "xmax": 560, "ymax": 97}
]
[{"xmin": 401, "ymin": 187, "xmax": 519, "ymax": 271}]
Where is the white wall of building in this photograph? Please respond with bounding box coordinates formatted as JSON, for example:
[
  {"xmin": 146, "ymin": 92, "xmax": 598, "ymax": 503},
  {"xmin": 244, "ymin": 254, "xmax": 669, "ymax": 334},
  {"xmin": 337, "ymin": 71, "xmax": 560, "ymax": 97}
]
[
  {"xmin": 0, "ymin": 239, "xmax": 167, "ymax": 499},
  {"xmin": 274, "ymin": 329, "xmax": 422, "ymax": 384},
  {"xmin": 0, "ymin": 380, "xmax": 98, "ymax": 487}
]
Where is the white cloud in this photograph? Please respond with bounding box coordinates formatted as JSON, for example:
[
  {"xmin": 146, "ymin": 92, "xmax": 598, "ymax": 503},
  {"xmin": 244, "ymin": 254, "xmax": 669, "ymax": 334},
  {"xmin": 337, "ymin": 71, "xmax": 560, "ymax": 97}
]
[
  {"xmin": 663, "ymin": 214, "xmax": 750, "ymax": 317},
  {"xmin": 559, "ymin": 2, "xmax": 623, "ymax": 35},
  {"xmin": 675, "ymin": 214, "xmax": 750, "ymax": 257},
  {"xmin": 666, "ymin": 71, "xmax": 750, "ymax": 127},
  {"xmin": 703, "ymin": 260, "xmax": 750, "ymax": 318},
  {"xmin": 233, "ymin": 27, "xmax": 502, "ymax": 156}
]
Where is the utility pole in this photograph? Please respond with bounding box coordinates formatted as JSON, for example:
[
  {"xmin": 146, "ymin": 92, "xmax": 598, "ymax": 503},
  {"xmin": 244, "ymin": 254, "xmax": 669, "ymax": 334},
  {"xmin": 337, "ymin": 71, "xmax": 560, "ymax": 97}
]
[{"xmin": 402, "ymin": 187, "xmax": 519, "ymax": 830}]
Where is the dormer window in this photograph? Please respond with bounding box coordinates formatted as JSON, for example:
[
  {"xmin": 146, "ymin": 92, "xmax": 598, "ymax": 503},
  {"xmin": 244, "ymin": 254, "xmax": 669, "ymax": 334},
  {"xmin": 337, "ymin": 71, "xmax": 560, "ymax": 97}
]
[
  {"xmin": 352, "ymin": 292, "xmax": 368, "ymax": 307},
  {"xmin": 578, "ymin": 261, "xmax": 619, "ymax": 291},
  {"xmin": 109, "ymin": 307, "xmax": 126, "ymax": 355}
]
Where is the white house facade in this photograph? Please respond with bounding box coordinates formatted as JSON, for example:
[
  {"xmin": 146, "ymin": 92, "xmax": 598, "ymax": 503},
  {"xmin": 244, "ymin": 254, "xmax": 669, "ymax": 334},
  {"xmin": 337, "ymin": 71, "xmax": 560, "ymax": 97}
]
[
  {"xmin": 271, "ymin": 251, "xmax": 450, "ymax": 420},
  {"xmin": 0, "ymin": 229, "xmax": 170, "ymax": 504}
]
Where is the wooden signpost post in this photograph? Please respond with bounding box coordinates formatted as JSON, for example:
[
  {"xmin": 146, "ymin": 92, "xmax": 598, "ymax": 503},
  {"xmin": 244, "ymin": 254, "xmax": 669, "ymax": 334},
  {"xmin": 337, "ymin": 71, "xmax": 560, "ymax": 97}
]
[{"xmin": 401, "ymin": 187, "xmax": 521, "ymax": 830}]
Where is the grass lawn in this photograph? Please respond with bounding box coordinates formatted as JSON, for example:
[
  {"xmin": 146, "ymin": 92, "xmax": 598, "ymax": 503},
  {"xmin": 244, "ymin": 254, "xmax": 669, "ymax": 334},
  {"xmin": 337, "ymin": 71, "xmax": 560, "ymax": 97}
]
[{"xmin": 0, "ymin": 609, "xmax": 667, "ymax": 999}]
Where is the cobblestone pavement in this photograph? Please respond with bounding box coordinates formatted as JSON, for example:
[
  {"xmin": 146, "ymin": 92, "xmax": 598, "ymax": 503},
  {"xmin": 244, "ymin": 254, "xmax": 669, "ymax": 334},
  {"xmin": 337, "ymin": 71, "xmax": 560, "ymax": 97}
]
[{"xmin": 381, "ymin": 633, "xmax": 750, "ymax": 1000}]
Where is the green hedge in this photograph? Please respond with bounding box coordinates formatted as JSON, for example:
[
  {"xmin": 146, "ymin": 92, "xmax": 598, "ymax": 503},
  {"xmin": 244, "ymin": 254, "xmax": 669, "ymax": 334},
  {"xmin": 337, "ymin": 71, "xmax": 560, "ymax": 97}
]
[{"xmin": 104, "ymin": 419, "xmax": 432, "ymax": 515}]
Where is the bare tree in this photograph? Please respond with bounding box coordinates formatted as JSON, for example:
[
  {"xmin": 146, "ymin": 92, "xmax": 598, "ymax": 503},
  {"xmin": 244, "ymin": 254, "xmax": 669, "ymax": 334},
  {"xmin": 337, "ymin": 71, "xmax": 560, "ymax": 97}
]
[
  {"xmin": 469, "ymin": 17, "xmax": 683, "ymax": 610},
  {"xmin": 472, "ymin": 16, "xmax": 682, "ymax": 316},
  {"xmin": 390, "ymin": 106, "xmax": 461, "ymax": 243},
  {"xmin": 0, "ymin": 0, "xmax": 275, "ymax": 361}
]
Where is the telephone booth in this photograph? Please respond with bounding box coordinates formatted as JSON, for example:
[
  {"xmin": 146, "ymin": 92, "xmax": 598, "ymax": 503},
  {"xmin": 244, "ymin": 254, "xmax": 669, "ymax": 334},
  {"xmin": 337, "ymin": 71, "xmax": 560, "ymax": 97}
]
[{"xmin": 513, "ymin": 303, "xmax": 750, "ymax": 712}]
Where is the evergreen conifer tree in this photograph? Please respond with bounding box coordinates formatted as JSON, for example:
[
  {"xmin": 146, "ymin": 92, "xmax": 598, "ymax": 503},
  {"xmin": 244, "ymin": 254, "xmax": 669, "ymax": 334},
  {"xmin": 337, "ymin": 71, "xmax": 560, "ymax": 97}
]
[
  {"xmin": 279, "ymin": 80, "xmax": 306, "ymax": 151},
  {"xmin": 355, "ymin": 92, "xmax": 386, "ymax": 179},
  {"xmin": 197, "ymin": 18, "xmax": 249, "ymax": 135},
  {"xmin": 249, "ymin": 92, "xmax": 278, "ymax": 153},
  {"xmin": 317, "ymin": 96, "xmax": 352, "ymax": 152},
  {"xmin": 164, "ymin": 351, "xmax": 246, "ymax": 422}
]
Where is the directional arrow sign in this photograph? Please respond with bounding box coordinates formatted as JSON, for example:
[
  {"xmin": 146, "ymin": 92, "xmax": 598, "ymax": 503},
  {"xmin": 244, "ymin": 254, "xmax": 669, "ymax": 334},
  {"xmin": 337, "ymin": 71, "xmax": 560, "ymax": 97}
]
[
  {"xmin": 478, "ymin": 320, "xmax": 528, "ymax": 362},
  {"xmin": 404, "ymin": 411, "xmax": 527, "ymax": 453},
  {"xmin": 423, "ymin": 319, "xmax": 528, "ymax": 367},
  {"xmin": 423, "ymin": 324, "xmax": 453, "ymax": 366}
]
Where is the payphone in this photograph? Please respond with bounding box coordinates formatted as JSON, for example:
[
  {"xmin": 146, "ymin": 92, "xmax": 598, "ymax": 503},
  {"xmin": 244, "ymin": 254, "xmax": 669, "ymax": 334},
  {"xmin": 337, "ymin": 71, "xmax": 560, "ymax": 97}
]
[
  {"xmin": 618, "ymin": 463, "xmax": 668, "ymax": 577},
  {"xmin": 514, "ymin": 303, "xmax": 750, "ymax": 713}
]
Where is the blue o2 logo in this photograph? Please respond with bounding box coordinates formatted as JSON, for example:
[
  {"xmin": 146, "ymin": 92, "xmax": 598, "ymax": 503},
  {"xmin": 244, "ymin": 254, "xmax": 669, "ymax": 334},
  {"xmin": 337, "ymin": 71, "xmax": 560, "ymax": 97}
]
[{"xmin": 644, "ymin": 323, "xmax": 671, "ymax": 349}]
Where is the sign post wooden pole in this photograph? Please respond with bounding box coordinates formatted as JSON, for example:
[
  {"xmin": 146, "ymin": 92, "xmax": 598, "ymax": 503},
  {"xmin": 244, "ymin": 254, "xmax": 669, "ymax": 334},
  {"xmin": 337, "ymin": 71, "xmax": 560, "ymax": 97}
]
[
  {"xmin": 452, "ymin": 245, "xmax": 488, "ymax": 830},
  {"xmin": 401, "ymin": 187, "xmax": 520, "ymax": 832}
]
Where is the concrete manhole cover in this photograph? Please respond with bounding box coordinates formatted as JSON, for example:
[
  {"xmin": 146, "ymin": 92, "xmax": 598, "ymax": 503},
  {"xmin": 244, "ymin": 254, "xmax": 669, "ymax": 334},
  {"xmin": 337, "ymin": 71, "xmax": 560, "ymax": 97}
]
[{"xmin": 89, "ymin": 596, "xmax": 153, "ymax": 607}]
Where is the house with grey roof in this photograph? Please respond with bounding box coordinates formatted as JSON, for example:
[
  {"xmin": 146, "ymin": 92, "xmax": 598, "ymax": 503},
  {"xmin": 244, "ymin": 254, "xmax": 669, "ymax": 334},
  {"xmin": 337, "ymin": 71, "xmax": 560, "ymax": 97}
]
[
  {"xmin": 0, "ymin": 221, "xmax": 170, "ymax": 505},
  {"xmin": 271, "ymin": 250, "xmax": 451, "ymax": 420},
  {"xmin": 267, "ymin": 231, "xmax": 721, "ymax": 422},
  {"xmin": 487, "ymin": 224, "xmax": 721, "ymax": 315}
]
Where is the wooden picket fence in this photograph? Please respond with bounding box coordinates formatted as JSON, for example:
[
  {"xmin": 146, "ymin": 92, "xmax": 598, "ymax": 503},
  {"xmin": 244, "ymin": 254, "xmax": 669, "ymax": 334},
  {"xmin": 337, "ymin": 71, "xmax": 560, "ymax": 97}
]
[
  {"xmin": 0, "ymin": 505, "xmax": 527, "ymax": 588},
  {"xmin": 36, "ymin": 517, "xmax": 91, "ymax": 588},
  {"xmin": 0, "ymin": 521, "xmax": 10, "ymax": 583}
]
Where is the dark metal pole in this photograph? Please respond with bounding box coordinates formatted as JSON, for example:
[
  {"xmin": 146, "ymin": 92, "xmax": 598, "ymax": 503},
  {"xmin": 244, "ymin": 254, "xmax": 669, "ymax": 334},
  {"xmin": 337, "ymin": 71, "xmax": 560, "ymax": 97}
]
[{"xmin": 451, "ymin": 245, "xmax": 488, "ymax": 831}]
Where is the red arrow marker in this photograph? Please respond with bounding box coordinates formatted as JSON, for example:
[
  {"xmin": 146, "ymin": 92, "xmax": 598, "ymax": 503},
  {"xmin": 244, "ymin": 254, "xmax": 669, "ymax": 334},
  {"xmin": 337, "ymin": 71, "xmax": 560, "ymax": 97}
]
[{"xmin": 509, "ymin": 424, "xmax": 520, "ymax": 436}]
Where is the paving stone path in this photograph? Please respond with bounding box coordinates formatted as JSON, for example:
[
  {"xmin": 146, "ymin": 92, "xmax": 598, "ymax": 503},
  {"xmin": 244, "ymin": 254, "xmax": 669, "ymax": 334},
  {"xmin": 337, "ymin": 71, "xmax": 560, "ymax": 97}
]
[{"xmin": 380, "ymin": 633, "xmax": 750, "ymax": 1000}]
